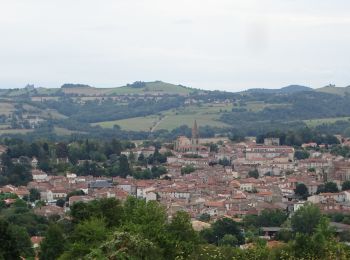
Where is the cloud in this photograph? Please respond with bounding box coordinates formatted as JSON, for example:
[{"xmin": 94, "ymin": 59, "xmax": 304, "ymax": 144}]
[{"xmin": 0, "ymin": 0, "xmax": 349, "ymax": 90}]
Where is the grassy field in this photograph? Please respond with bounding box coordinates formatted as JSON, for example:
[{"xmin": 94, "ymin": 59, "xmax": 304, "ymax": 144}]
[
  {"xmin": 92, "ymin": 116, "xmax": 158, "ymax": 131},
  {"xmin": 316, "ymin": 86, "xmax": 350, "ymax": 96},
  {"xmin": 244, "ymin": 101, "xmax": 290, "ymax": 112},
  {"xmin": 304, "ymin": 117, "xmax": 350, "ymax": 127},
  {"xmin": 0, "ymin": 129, "xmax": 34, "ymax": 135},
  {"xmin": 0, "ymin": 102, "xmax": 15, "ymax": 116},
  {"xmin": 93, "ymin": 103, "xmax": 232, "ymax": 131},
  {"xmin": 53, "ymin": 127, "xmax": 86, "ymax": 136}
]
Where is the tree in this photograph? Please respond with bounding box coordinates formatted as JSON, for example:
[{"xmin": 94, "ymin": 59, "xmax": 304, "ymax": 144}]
[
  {"xmin": 342, "ymin": 180, "xmax": 350, "ymax": 191},
  {"xmin": 248, "ymin": 169, "xmax": 259, "ymax": 179},
  {"xmin": 118, "ymin": 154, "xmax": 131, "ymax": 178},
  {"xmin": 60, "ymin": 218, "xmax": 108, "ymax": 259},
  {"xmin": 198, "ymin": 213, "xmax": 211, "ymax": 222},
  {"xmin": 167, "ymin": 211, "xmax": 199, "ymax": 257},
  {"xmin": 29, "ymin": 188, "xmax": 41, "ymax": 202},
  {"xmin": 324, "ymin": 182, "xmax": 339, "ymax": 193},
  {"xmin": 85, "ymin": 231, "xmax": 161, "ymax": 260},
  {"xmin": 294, "ymin": 183, "xmax": 309, "ymax": 199},
  {"xmin": 201, "ymin": 217, "xmax": 244, "ymax": 245},
  {"xmin": 294, "ymin": 150, "xmax": 310, "ymax": 160},
  {"xmin": 39, "ymin": 224, "xmax": 65, "ymax": 260},
  {"xmin": 219, "ymin": 234, "xmax": 238, "ymax": 247},
  {"xmin": 291, "ymin": 203, "xmax": 322, "ymax": 235},
  {"xmin": 10, "ymin": 225, "xmax": 35, "ymax": 258},
  {"xmin": 0, "ymin": 219, "xmax": 20, "ymax": 259},
  {"xmin": 181, "ymin": 165, "xmax": 195, "ymax": 175},
  {"xmin": 56, "ymin": 199, "xmax": 65, "ymax": 207},
  {"xmin": 258, "ymin": 209, "xmax": 288, "ymax": 227}
]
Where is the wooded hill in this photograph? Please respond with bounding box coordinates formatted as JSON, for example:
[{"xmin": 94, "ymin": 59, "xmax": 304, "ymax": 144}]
[{"xmin": 1, "ymin": 81, "xmax": 350, "ymax": 141}]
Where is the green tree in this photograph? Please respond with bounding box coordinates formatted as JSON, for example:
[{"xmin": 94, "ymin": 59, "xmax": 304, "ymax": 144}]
[
  {"xmin": 324, "ymin": 182, "xmax": 339, "ymax": 193},
  {"xmin": 85, "ymin": 231, "xmax": 162, "ymax": 260},
  {"xmin": 342, "ymin": 180, "xmax": 350, "ymax": 191},
  {"xmin": 167, "ymin": 211, "xmax": 199, "ymax": 257},
  {"xmin": 294, "ymin": 183, "xmax": 309, "ymax": 199},
  {"xmin": 118, "ymin": 154, "xmax": 131, "ymax": 178},
  {"xmin": 56, "ymin": 199, "xmax": 65, "ymax": 207},
  {"xmin": 248, "ymin": 169, "xmax": 259, "ymax": 179},
  {"xmin": 0, "ymin": 219, "xmax": 20, "ymax": 259},
  {"xmin": 201, "ymin": 217, "xmax": 244, "ymax": 245},
  {"xmin": 29, "ymin": 188, "xmax": 41, "ymax": 202},
  {"xmin": 10, "ymin": 225, "xmax": 35, "ymax": 258},
  {"xmin": 181, "ymin": 165, "xmax": 195, "ymax": 175},
  {"xmin": 60, "ymin": 218, "xmax": 108, "ymax": 259},
  {"xmin": 291, "ymin": 203, "xmax": 322, "ymax": 235},
  {"xmin": 294, "ymin": 150, "xmax": 310, "ymax": 160},
  {"xmin": 39, "ymin": 224, "xmax": 65, "ymax": 260},
  {"xmin": 218, "ymin": 234, "xmax": 238, "ymax": 247},
  {"xmin": 198, "ymin": 213, "xmax": 211, "ymax": 222}
]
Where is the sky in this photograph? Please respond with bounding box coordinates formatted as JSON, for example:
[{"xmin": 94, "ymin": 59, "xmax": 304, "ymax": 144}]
[{"xmin": 0, "ymin": 0, "xmax": 349, "ymax": 91}]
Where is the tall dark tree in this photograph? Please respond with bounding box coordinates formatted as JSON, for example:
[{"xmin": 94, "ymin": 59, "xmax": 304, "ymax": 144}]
[
  {"xmin": 0, "ymin": 219, "xmax": 20, "ymax": 259},
  {"xmin": 294, "ymin": 183, "xmax": 309, "ymax": 199},
  {"xmin": 118, "ymin": 155, "xmax": 131, "ymax": 178},
  {"xmin": 342, "ymin": 181, "xmax": 350, "ymax": 191},
  {"xmin": 39, "ymin": 224, "xmax": 65, "ymax": 260}
]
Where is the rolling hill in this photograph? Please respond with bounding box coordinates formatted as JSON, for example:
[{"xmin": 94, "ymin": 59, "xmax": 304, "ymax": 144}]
[
  {"xmin": 0, "ymin": 81, "xmax": 197, "ymax": 97},
  {"xmin": 1, "ymin": 81, "xmax": 350, "ymax": 140},
  {"xmin": 242, "ymin": 85, "xmax": 313, "ymax": 94},
  {"xmin": 316, "ymin": 85, "xmax": 350, "ymax": 96}
]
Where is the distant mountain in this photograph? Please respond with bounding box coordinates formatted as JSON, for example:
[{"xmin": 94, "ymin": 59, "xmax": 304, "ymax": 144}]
[
  {"xmin": 316, "ymin": 85, "xmax": 350, "ymax": 96},
  {"xmin": 243, "ymin": 85, "xmax": 313, "ymax": 94}
]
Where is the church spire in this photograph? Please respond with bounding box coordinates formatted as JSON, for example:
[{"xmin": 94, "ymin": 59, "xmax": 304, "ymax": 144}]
[{"xmin": 192, "ymin": 120, "xmax": 198, "ymax": 139}]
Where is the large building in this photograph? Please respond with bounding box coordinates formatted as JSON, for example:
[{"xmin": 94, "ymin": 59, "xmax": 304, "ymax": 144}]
[
  {"xmin": 174, "ymin": 120, "xmax": 208, "ymax": 153},
  {"xmin": 244, "ymin": 144, "xmax": 294, "ymax": 164}
]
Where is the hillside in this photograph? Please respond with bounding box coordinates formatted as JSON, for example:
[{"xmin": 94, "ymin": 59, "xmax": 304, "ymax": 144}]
[
  {"xmin": 316, "ymin": 85, "xmax": 350, "ymax": 96},
  {"xmin": 1, "ymin": 82, "xmax": 350, "ymax": 140},
  {"xmin": 0, "ymin": 81, "xmax": 196, "ymax": 97},
  {"xmin": 243, "ymin": 85, "xmax": 313, "ymax": 94}
]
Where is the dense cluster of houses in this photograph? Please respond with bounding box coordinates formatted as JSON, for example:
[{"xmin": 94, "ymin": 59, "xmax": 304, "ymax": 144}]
[{"xmin": 2, "ymin": 130, "xmax": 350, "ymax": 234}]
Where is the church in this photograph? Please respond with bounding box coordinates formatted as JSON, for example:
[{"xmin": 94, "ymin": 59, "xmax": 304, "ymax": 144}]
[{"xmin": 174, "ymin": 120, "xmax": 208, "ymax": 153}]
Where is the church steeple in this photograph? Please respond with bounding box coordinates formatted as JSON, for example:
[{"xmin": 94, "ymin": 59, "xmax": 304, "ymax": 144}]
[
  {"xmin": 192, "ymin": 120, "xmax": 198, "ymax": 139},
  {"xmin": 191, "ymin": 120, "xmax": 199, "ymax": 148}
]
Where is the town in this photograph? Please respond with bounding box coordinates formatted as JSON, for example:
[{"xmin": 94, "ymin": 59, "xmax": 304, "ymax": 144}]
[{"xmin": 2, "ymin": 121, "xmax": 350, "ymax": 257}]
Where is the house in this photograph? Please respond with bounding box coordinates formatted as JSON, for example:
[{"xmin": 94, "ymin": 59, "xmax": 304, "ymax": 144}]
[
  {"xmin": 31, "ymin": 170, "xmax": 48, "ymax": 181},
  {"xmin": 34, "ymin": 205, "xmax": 64, "ymax": 217},
  {"xmin": 31, "ymin": 157, "xmax": 38, "ymax": 168},
  {"xmin": 69, "ymin": 195, "xmax": 94, "ymax": 205}
]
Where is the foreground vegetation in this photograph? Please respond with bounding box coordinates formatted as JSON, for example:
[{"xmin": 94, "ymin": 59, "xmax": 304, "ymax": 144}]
[{"xmin": 1, "ymin": 196, "xmax": 350, "ymax": 260}]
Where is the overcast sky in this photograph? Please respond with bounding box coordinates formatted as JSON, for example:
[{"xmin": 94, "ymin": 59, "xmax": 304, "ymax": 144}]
[{"xmin": 0, "ymin": 0, "xmax": 349, "ymax": 91}]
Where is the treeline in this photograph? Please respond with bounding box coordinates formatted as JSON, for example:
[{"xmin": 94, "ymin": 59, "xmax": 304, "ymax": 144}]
[
  {"xmin": 256, "ymin": 128, "xmax": 339, "ymax": 146},
  {"xmin": 43, "ymin": 96, "xmax": 185, "ymax": 123},
  {"xmin": 221, "ymin": 92, "xmax": 350, "ymax": 133},
  {"xmin": 0, "ymin": 138, "xmax": 173, "ymax": 186},
  {"xmin": 2, "ymin": 197, "xmax": 350, "ymax": 259}
]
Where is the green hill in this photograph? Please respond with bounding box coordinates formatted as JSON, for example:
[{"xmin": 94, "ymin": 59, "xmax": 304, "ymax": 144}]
[
  {"xmin": 106, "ymin": 81, "xmax": 196, "ymax": 95},
  {"xmin": 0, "ymin": 81, "xmax": 197, "ymax": 97}
]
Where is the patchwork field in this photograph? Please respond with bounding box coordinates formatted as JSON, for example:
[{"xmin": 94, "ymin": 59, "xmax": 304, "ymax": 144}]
[
  {"xmin": 92, "ymin": 104, "xmax": 232, "ymax": 131},
  {"xmin": 0, "ymin": 129, "xmax": 34, "ymax": 135},
  {"xmin": 304, "ymin": 117, "xmax": 350, "ymax": 127}
]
